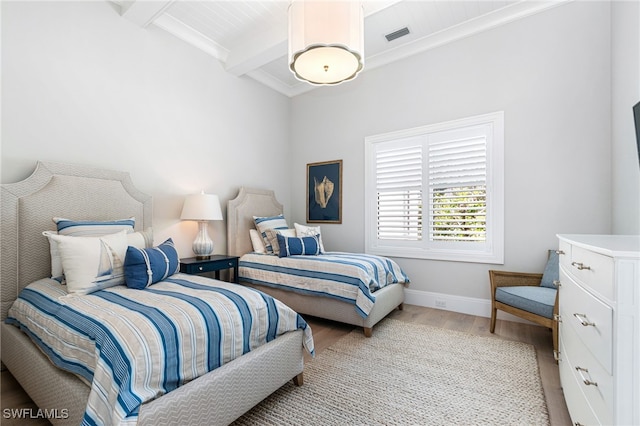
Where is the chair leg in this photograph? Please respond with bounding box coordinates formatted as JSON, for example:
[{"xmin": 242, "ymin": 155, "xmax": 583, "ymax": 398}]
[{"xmin": 490, "ymin": 305, "xmax": 497, "ymax": 333}]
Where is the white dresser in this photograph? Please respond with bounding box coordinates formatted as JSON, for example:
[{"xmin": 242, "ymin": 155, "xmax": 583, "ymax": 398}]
[{"xmin": 556, "ymin": 234, "xmax": 640, "ymax": 426}]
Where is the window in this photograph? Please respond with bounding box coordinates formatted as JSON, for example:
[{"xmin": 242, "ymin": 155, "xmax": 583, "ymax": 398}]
[{"xmin": 364, "ymin": 112, "xmax": 504, "ymax": 264}]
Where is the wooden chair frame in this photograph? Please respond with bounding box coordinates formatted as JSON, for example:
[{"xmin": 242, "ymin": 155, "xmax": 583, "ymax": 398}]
[{"xmin": 489, "ymin": 270, "xmax": 558, "ymax": 354}]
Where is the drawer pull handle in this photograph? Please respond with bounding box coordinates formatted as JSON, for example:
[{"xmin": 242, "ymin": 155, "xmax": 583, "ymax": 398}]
[
  {"xmin": 571, "ymin": 261, "xmax": 591, "ymax": 270},
  {"xmin": 198, "ymin": 266, "xmax": 204, "ymax": 271},
  {"xmin": 575, "ymin": 366, "xmax": 598, "ymax": 386},
  {"xmin": 573, "ymin": 313, "xmax": 595, "ymax": 327},
  {"xmin": 552, "ymin": 280, "xmax": 561, "ymax": 288},
  {"xmin": 555, "ymin": 250, "xmax": 565, "ymax": 255}
]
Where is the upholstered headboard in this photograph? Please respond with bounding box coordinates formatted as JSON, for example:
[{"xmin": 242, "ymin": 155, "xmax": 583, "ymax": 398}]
[
  {"xmin": 0, "ymin": 161, "xmax": 152, "ymax": 320},
  {"xmin": 227, "ymin": 187, "xmax": 284, "ymax": 258}
]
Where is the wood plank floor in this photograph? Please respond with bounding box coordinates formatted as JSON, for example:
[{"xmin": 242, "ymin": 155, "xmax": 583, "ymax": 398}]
[{"xmin": 1, "ymin": 304, "xmax": 571, "ymax": 425}]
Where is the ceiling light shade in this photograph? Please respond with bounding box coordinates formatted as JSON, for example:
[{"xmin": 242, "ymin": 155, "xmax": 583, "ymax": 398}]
[{"xmin": 288, "ymin": 1, "xmax": 364, "ymax": 85}]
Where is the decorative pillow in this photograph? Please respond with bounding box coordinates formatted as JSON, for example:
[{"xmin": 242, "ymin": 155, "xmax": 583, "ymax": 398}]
[
  {"xmin": 249, "ymin": 229, "xmax": 266, "ymax": 254},
  {"xmin": 124, "ymin": 238, "xmax": 179, "ymax": 289},
  {"xmin": 54, "ymin": 217, "xmax": 135, "ymax": 236},
  {"xmin": 253, "ymin": 214, "xmax": 289, "ymax": 254},
  {"xmin": 43, "ymin": 231, "xmax": 67, "ymax": 281},
  {"xmin": 126, "ymin": 228, "xmax": 154, "ymax": 249},
  {"xmin": 276, "ymin": 234, "xmax": 321, "ymax": 258},
  {"xmin": 43, "ymin": 226, "xmax": 152, "ymax": 282},
  {"xmin": 45, "ymin": 217, "xmax": 136, "ymax": 281},
  {"xmin": 47, "ymin": 230, "xmax": 128, "ymax": 294},
  {"xmin": 263, "ymin": 228, "xmax": 296, "ymax": 256},
  {"xmin": 540, "ymin": 249, "xmax": 560, "ymax": 289},
  {"xmin": 294, "ymin": 222, "xmax": 326, "ymax": 253}
]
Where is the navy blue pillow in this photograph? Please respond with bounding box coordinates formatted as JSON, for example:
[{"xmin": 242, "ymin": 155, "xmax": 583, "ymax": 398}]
[
  {"xmin": 124, "ymin": 238, "xmax": 179, "ymax": 289},
  {"xmin": 277, "ymin": 234, "xmax": 321, "ymax": 258}
]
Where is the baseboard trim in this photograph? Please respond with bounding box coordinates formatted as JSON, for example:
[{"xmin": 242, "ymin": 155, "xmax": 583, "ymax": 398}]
[{"xmin": 403, "ymin": 288, "xmax": 536, "ymax": 325}]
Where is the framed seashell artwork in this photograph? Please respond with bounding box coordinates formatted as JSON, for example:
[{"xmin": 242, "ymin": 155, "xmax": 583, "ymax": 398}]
[{"xmin": 306, "ymin": 159, "xmax": 342, "ymax": 223}]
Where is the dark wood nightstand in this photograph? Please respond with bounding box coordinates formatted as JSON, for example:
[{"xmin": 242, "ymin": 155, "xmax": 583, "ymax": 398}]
[{"xmin": 179, "ymin": 255, "xmax": 240, "ymax": 283}]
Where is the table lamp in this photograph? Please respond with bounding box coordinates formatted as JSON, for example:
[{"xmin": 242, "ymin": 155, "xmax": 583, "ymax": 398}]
[{"xmin": 180, "ymin": 191, "xmax": 223, "ymax": 259}]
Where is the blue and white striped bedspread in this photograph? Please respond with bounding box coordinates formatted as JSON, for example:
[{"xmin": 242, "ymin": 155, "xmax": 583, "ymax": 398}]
[
  {"xmin": 6, "ymin": 274, "xmax": 314, "ymax": 426},
  {"xmin": 239, "ymin": 252, "xmax": 410, "ymax": 318}
]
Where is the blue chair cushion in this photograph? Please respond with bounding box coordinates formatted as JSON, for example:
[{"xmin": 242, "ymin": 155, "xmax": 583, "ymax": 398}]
[
  {"xmin": 495, "ymin": 286, "xmax": 556, "ymax": 319},
  {"xmin": 540, "ymin": 249, "xmax": 559, "ymax": 288}
]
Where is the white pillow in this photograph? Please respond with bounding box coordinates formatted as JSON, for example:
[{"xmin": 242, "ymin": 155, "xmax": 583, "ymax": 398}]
[
  {"xmin": 294, "ymin": 223, "xmax": 326, "ymax": 253},
  {"xmin": 47, "ymin": 230, "xmax": 128, "ymax": 294},
  {"xmin": 249, "ymin": 229, "xmax": 266, "ymax": 254},
  {"xmin": 44, "ymin": 228, "xmax": 152, "ymax": 282},
  {"xmin": 126, "ymin": 228, "xmax": 154, "ymax": 249}
]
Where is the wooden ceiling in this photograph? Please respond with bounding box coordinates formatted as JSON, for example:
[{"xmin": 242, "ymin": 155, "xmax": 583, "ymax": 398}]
[{"xmin": 116, "ymin": 1, "xmax": 566, "ymax": 97}]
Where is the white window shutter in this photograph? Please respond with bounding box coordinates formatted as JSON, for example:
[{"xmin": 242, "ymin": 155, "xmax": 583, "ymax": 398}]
[
  {"xmin": 365, "ymin": 111, "xmax": 503, "ymax": 264},
  {"xmin": 428, "ymin": 136, "xmax": 487, "ymax": 242},
  {"xmin": 375, "ymin": 145, "xmax": 423, "ymax": 241}
]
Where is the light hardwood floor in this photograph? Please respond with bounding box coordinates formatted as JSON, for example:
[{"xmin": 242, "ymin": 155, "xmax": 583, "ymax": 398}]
[{"xmin": 1, "ymin": 304, "xmax": 571, "ymax": 425}]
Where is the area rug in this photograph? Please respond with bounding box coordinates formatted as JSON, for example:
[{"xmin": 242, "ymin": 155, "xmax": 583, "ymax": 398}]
[{"xmin": 233, "ymin": 318, "xmax": 550, "ymax": 425}]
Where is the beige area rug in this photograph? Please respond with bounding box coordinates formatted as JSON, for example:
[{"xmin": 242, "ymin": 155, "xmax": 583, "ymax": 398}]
[{"xmin": 234, "ymin": 318, "xmax": 550, "ymax": 425}]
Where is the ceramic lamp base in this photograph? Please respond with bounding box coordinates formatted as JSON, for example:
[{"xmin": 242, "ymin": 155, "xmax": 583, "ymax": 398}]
[{"xmin": 192, "ymin": 221, "xmax": 214, "ymax": 258}]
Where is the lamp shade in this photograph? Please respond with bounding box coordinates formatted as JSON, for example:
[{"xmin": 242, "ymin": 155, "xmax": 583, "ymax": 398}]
[
  {"xmin": 180, "ymin": 192, "xmax": 223, "ymax": 221},
  {"xmin": 288, "ymin": 1, "xmax": 364, "ymax": 85}
]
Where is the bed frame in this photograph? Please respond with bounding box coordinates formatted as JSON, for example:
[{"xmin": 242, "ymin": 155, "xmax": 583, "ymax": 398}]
[
  {"xmin": 227, "ymin": 187, "xmax": 405, "ymax": 337},
  {"xmin": 1, "ymin": 162, "xmax": 304, "ymax": 426}
]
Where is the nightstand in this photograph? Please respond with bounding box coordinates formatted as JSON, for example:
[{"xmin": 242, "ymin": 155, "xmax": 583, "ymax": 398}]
[{"xmin": 179, "ymin": 255, "xmax": 240, "ymax": 283}]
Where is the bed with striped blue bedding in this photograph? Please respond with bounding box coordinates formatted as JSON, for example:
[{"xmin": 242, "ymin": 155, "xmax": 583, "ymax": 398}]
[
  {"xmin": 239, "ymin": 252, "xmax": 410, "ymax": 318},
  {"xmin": 6, "ymin": 274, "xmax": 314, "ymax": 426}
]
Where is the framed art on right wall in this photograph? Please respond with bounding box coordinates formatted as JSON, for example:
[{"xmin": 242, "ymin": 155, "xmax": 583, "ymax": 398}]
[{"xmin": 307, "ymin": 159, "xmax": 342, "ymax": 224}]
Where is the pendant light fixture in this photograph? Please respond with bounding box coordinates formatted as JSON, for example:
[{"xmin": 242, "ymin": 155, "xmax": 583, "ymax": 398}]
[{"xmin": 288, "ymin": 1, "xmax": 364, "ymax": 85}]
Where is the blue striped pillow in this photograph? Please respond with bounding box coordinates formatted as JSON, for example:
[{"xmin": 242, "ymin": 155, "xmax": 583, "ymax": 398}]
[
  {"xmin": 54, "ymin": 217, "xmax": 135, "ymax": 236},
  {"xmin": 124, "ymin": 238, "xmax": 179, "ymax": 289},
  {"xmin": 254, "ymin": 214, "xmax": 289, "ymax": 254},
  {"xmin": 276, "ymin": 234, "xmax": 321, "ymax": 257}
]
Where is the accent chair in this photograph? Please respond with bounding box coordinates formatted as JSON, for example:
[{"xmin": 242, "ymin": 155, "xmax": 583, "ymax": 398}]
[{"xmin": 489, "ymin": 250, "xmax": 560, "ymax": 354}]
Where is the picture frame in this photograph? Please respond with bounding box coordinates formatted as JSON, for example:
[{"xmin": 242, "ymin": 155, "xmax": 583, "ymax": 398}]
[{"xmin": 307, "ymin": 159, "xmax": 342, "ymax": 224}]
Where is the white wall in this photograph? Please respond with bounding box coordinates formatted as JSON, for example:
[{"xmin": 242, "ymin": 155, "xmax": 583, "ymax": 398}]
[
  {"xmin": 2, "ymin": 1, "xmax": 635, "ymax": 317},
  {"xmin": 290, "ymin": 1, "xmax": 613, "ymax": 308},
  {"xmin": 0, "ymin": 1, "xmax": 292, "ymax": 257},
  {"xmin": 611, "ymin": 0, "xmax": 640, "ymax": 234}
]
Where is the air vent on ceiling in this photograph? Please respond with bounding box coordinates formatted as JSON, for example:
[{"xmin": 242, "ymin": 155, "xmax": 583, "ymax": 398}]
[{"xmin": 385, "ymin": 27, "xmax": 410, "ymax": 42}]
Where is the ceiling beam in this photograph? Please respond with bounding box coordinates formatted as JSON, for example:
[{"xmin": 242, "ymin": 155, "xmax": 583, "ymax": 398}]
[
  {"xmin": 120, "ymin": 0, "xmax": 175, "ymax": 28},
  {"xmin": 153, "ymin": 14, "xmax": 229, "ymax": 62},
  {"xmin": 224, "ymin": 27, "xmax": 288, "ymax": 77}
]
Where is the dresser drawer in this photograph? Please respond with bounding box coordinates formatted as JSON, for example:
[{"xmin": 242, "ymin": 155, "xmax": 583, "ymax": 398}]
[
  {"xmin": 560, "ymin": 270, "xmax": 613, "ymax": 373},
  {"xmin": 568, "ymin": 245, "xmax": 614, "ymax": 301},
  {"xmin": 560, "ymin": 322, "xmax": 613, "ymax": 425},
  {"xmin": 559, "ymin": 337, "xmax": 601, "ymax": 426}
]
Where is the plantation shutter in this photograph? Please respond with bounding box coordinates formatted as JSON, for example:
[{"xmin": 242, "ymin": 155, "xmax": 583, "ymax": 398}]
[
  {"xmin": 375, "ymin": 145, "xmax": 423, "ymax": 240},
  {"xmin": 428, "ymin": 136, "xmax": 487, "ymax": 242}
]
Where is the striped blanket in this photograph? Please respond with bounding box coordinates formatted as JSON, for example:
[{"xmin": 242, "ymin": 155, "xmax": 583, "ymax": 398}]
[
  {"xmin": 6, "ymin": 274, "xmax": 314, "ymax": 426},
  {"xmin": 239, "ymin": 252, "xmax": 410, "ymax": 318}
]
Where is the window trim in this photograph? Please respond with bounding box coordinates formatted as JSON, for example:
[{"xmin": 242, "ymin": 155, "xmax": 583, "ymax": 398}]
[{"xmin": 364, "ymin": 112, "xmax": 504, "ymax": 264}]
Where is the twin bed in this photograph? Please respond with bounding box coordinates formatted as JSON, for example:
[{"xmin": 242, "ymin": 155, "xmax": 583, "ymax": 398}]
[
  {"xmin": 227, "ymin": 187, "xmax": 408, "ymax": 337},
  {"xmin": 1, "ymin": 162, "xmax": 310, "ymax": 425},
  {"xmin": 1, "ymin": 162, "xmax": 408, "ymax": 425}
]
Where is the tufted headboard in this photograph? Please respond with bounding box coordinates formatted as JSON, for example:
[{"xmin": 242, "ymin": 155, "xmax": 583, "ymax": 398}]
[
  {"xmin": 0, "ymin": 161, "xmax": 152, "ymax": 320},
  {"xmin": 227, "ymin": 187, "xmax": 284, "ymax": 258}
]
